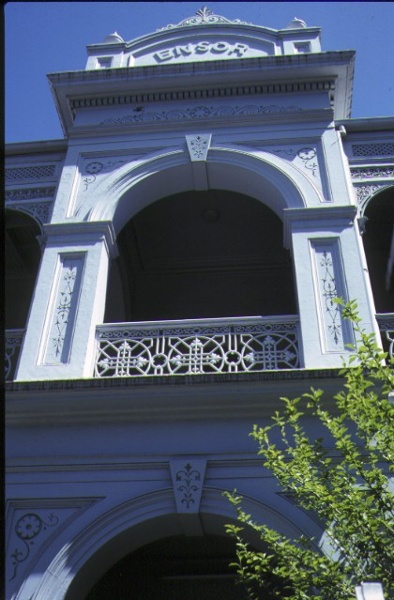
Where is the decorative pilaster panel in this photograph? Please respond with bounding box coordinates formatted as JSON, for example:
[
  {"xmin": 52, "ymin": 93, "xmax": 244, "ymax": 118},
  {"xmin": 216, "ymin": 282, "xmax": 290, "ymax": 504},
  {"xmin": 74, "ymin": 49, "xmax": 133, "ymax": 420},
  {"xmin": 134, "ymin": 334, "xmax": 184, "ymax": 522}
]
[
  {"xmin": 42, "ymin": 254, "xmax": 85, "ymax": 365},
  {"xmin": 311, "ymin": 240, "xmax": 353, "ymax": 353},
  {"xmin": 170, "ymin": 459, "xmax": 207, "ymax": 514}
]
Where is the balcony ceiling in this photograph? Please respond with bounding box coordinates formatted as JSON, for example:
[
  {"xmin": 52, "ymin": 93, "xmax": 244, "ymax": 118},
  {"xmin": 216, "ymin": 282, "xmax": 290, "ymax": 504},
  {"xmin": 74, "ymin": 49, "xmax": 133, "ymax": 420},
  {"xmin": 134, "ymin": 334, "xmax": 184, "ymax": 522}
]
[{"xmin": 112, "ymin": 189, "xmax": 296, "ymax": 321}]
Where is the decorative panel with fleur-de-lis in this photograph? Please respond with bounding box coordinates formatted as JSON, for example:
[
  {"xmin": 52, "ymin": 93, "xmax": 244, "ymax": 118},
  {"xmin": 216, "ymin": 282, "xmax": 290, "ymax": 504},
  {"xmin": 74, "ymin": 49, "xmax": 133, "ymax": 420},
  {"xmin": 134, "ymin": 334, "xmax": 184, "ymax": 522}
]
[
  {"xmin": 311, "ymin": 240, "xmax": 353, "ymax": 353},
  {"xmin": 43, "ymin": 254, "xmax": 85, "ymax": 364},
  {"xmin": 170, "ymin": 459, "xmax": 207, "ymax": 514}
]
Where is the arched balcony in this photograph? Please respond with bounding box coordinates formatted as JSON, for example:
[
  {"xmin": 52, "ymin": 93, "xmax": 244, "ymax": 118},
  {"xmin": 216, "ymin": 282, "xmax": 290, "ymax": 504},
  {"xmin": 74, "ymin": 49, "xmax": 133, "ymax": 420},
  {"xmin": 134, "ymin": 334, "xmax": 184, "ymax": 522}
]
[
  {"xmin": 97, "ymin": 189, "xmax": 300, "ymax": 378},
  {"xmin": 362, "ymin": 186, "xmax": 394, "ymax": 358},
  {"xmin": 5, "ymin": 209, "xmax": 41, "ymax": 380}
]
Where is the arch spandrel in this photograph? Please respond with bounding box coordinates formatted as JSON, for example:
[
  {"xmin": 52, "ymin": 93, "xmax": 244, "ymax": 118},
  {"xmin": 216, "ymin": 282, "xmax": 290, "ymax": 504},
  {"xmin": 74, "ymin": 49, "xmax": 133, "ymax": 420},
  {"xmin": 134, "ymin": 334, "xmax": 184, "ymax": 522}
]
[
  {"xmin": 24, "ymin": 488, "xmax": 319, "ymax": 600},
  {"xmin": 87, "ymin": 146, "xmax": 323, "ymax": 234}
]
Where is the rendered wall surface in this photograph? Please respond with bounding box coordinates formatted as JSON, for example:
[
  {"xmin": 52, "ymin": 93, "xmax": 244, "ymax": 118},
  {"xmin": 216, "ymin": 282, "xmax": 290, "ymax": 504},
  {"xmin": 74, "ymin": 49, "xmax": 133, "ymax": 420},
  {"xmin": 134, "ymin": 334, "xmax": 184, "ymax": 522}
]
[{"xmin": 5, "ymin": 8, "xmax": 394, "ymax": 600}]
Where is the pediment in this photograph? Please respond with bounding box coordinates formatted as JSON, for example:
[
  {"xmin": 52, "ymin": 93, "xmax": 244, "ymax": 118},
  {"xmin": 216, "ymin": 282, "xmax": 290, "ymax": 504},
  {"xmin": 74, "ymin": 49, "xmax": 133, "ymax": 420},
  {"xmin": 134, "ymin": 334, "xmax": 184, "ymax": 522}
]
[
  {"xmin": 125, "ymin": 25, "xmax": 277, "ymax": 67},
  {"xmin": 85, "ymin": 8, "xmax": 322, "ymax": 70}
]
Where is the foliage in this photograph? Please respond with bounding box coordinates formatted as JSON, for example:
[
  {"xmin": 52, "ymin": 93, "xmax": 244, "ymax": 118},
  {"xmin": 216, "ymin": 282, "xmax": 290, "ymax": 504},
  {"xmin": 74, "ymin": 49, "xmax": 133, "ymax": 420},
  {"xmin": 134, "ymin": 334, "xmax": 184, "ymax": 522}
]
[{"xmin": 225, "ymin": 300, "xmax": 394, "ymax": 600}]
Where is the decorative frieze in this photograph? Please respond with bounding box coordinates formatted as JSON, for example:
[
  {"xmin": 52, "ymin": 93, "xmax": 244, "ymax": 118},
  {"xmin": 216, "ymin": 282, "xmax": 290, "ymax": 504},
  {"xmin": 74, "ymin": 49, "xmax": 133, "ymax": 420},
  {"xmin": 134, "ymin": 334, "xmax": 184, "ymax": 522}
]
[
  {"xmin": 100, "ymin": 103, "xmax": 303, "ymax": 127},
  {"xmin": 5, "ymin": 187, "xmax": 56, "ymax": 201},
  {"xmin": 350, "ymin": 166, "xmax": 394, "ymax": 180},
  {"xmin": 5, "ymin": 165, "xmax": 57, "ymax": 182},
  {"xmin": 6, "ymin": 201, "xmax": 53, "ymax": 226},
  {"xmin": 70, "ymin": 79, "xmax": 332, "ymax": 113},
  {"xmin": 351, "ymin": 143, "xmax": 394, "ymax": 158},
  {"xmin": 354, "ymin": 183, "xmax": 392, "ymax": 212}
]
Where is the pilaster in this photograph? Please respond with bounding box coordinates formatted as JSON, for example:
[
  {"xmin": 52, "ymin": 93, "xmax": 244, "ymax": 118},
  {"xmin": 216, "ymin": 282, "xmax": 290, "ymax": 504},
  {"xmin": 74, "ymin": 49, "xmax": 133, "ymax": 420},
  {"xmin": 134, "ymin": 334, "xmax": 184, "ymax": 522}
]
[
  {"xmin": 15, "ymin": 222, "xmax": 117, "ymax": 381},
  {"xmin": 284, "ymin": 206, "xmax": 379, "ymax": 368}
]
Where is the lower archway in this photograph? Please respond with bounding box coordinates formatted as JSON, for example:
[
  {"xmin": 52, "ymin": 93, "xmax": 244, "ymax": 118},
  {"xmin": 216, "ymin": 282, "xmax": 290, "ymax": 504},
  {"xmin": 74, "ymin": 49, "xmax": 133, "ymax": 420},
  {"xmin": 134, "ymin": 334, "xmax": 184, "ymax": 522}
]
[{"xmin": 84, "ymin": 534, "xmax": 247, "ymax": 600}]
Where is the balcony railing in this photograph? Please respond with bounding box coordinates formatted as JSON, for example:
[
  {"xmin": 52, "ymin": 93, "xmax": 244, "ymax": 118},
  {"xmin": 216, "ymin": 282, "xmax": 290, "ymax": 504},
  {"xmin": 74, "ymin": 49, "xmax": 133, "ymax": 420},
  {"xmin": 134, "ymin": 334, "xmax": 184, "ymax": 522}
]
[
  {"xmin": 376, "ymin": 313, "xmax": 394, "ymax": 360},
  {"xmin": 95, "ymin": 316, "xmax": 301, "ymax": 378},
  {"xmin": 5, "ymin": 329, "xmax": 24, "ymax": 381}
]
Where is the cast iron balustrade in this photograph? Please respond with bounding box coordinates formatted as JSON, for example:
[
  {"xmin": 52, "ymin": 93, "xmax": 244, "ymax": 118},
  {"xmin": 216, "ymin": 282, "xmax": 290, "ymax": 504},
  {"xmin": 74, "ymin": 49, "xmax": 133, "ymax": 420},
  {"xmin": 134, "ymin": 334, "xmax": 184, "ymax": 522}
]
[
  {"xmin": 376, "ymin": 313, "xmax": 394, "ymax": 360},
  {"xmin": 5, "ymin": 329, "xmax": 24, "ymax": 381},
  {"xmin": 95, "ymin": 316, "xmax": 301, "ymax": 378}
]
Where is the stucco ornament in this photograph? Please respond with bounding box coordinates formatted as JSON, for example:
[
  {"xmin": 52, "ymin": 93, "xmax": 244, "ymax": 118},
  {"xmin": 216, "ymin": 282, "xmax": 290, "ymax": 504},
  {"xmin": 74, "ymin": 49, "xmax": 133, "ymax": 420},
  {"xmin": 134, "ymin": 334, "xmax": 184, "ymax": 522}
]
[
  {"xmin": 170, "ymin": 459, "xmax": 207, "ymax": 513},
  {"xmin": 157, "ymin": 6, "xmax": 251, "ymax": 30},
  {"xmin": 10, "ymin": 512, "xmax": 59, "ymax": 581}
]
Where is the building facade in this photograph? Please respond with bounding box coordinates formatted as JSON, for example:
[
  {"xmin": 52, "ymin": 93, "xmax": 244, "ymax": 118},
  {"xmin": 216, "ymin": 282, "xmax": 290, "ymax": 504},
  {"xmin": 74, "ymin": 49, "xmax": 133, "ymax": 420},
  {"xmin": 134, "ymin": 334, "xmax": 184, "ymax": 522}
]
[{"xmin": 5, "ymin": 8, "xmax": 394, "ymax": 600}]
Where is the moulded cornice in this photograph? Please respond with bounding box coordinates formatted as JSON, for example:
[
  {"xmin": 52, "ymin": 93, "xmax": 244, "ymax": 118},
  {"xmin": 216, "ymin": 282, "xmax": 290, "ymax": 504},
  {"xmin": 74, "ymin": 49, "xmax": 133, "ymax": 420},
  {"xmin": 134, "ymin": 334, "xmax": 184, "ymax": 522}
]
[
  {"xmin": 48, "ymin": 50, "xmax": 355, "ymax": 135},
  {"xmin": 335, "ymin": 116, "xmax": 394, "ymax": 133},
  {"xmin": 50, "ymin": 50, "xmax": 350, "ymax": 87},
  {"xmin": 43, "ymin": 221, "xmax": 118, "ymax": 257},
  {"xmin": 5, "ymin": 369, "xmax": 344, "ymax": 426},
  {"xmin": 283, "ymin": 205, "xmax": 357, "ymax": 246},
  {"xmin": 5, "ymin": 139, "xmax": 67, "ymax": 156}
]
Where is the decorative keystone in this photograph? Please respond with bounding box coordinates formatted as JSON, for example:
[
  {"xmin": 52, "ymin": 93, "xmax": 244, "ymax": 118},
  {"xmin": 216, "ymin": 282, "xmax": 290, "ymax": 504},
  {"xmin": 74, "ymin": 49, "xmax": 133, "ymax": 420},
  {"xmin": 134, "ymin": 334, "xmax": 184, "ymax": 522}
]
[
  {"xmin": 170, "ymin": 459, "xmax": 207, "ymax": 513},
  {"xmin": 186, "ymin": 134, "xmax": 212, "ymax": 162}
]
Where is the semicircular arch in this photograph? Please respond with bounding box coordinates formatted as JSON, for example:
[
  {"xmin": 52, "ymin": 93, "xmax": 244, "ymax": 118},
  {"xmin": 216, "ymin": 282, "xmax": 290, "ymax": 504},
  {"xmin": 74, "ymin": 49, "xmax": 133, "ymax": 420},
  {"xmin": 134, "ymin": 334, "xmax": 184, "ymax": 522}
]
[
  {"xmin": 5, "ymin": 208, "xmax": 42, "ymax": 330},
  {"xmin": 361, "ymin": 185, "xmax": 394, "ymax": 314},
  {"xmin": 26, "ymin": 487, "xmax": 319, "ymax": 600},
  {"xmin": 88, "ymin": 146, "xmax": 323, "ymax": 235}
]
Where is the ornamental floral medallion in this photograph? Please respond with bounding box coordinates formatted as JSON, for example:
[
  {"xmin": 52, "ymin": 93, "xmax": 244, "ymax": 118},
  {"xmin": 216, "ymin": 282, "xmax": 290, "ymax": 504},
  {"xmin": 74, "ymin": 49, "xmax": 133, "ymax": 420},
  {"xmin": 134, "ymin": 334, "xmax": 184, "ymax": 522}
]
[{"xmin": 9, "ymin": 512, "xmax": 59, "ymax": 581}]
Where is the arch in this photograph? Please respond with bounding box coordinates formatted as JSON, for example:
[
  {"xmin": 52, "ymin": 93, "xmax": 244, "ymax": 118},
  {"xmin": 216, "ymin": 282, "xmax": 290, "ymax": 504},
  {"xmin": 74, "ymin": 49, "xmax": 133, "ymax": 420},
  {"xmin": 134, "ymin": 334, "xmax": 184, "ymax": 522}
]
[
  {"xmin": 5, "ymin": 208, "xmax": 42, "ymax": 330},
  {"xmin": 88, "ymin": 146, "xmax": 324, "ymax": 235},
  {"xmin": 104, "ymin": 188, "xmax": 298, "ymax": 322},
  {"xmin": 362, "ymin": 185, "xmax": 394, "ymax": 313},
  {"xmin": 23, "ymin": 487, "xmax": 318, "ymax": 600}
]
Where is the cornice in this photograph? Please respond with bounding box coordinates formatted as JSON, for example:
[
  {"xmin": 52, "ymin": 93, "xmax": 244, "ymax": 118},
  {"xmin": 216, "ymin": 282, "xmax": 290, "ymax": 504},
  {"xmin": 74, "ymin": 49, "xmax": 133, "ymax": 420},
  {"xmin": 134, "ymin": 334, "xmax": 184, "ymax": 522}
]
[
  {"xmin": 48, "ymin": 50, "xmax": 354, "ymax": 88},
  {"xmin": 48, "ymin": 50, "xmax": 355, "ymax": 134},
  {"xmin": 335, "ymin": 117, "xmax": 394, "ymax": 133},
  {"xmin": 43, "ymin": 221, "xmax": 118, "ymax": 257},
  {"xmin": 5, "ymin": 139, "xmax": 67, "ymax": 156},
  {"xmin": 6, "ymin": 368, "xmax": 344, "ymax": 426},
  {"xmin": 69, "ymin": 80, "xmax": 335, "ymax": 113},
  {"xmin": 283, "ymin": 205, "xmax": 357, "ymax": 246}
]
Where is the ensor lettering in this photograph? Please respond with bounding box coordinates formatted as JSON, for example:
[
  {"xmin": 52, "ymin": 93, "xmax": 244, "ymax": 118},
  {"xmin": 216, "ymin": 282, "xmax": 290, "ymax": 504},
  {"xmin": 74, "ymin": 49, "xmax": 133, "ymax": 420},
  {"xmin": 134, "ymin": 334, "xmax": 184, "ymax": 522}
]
[
  {"xmin": 195, "ymin": 41, "xmax": 210, "ymax": 54},
  {"xmin": 154, "ymin": 41, "xmax": 249, "ymax": 62}
]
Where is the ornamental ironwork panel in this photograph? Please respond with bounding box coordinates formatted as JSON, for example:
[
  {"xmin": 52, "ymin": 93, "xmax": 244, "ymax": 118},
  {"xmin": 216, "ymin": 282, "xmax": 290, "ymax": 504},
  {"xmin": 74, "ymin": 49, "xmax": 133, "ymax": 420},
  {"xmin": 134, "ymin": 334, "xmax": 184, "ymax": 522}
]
[
  {"xmin": 5, "ymin": 330, "xmax": 24, "ymax": 381},
  {"xmin": 376, "ymin": 313, "xmax": 394, "ymax": 360},
  {"xmin": 352, "ymin": 143, "xmax": 394, "ymax": 158},
  {"xmin": 95, "ymin": 316, "xmax": 300, "ymax": 378}
]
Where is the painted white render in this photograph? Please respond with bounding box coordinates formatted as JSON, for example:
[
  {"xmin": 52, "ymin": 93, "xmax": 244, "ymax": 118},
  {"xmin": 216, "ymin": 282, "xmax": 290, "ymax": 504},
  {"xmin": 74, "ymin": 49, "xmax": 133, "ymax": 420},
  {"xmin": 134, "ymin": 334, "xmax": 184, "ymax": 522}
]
[{"xmin": 5, "ymin": 8, "xmax": 394, "ymax": 600}]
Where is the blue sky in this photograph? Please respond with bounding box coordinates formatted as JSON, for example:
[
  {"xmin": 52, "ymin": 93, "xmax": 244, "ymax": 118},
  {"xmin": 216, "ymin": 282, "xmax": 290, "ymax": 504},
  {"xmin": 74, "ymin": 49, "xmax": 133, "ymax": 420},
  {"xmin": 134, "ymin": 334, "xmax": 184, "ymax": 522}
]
[{"xmin": 5, "ymin": 2, "xmax": 394, "ymax": 143}]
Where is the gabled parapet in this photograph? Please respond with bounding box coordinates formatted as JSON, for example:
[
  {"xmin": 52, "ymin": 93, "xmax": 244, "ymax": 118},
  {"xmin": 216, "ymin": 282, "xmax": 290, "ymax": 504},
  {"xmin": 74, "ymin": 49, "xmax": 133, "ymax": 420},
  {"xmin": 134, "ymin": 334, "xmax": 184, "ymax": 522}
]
[{"xmin": 84, "ymin": 8, "xmax": 322, "ymax": 70}]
